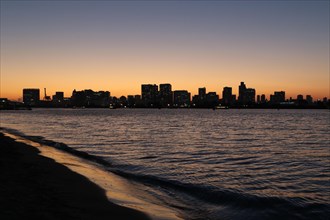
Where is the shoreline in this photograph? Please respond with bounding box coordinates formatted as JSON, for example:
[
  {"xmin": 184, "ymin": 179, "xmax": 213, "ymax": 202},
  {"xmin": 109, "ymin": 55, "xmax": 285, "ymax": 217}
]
[
  {"xmin": 1, "ymin": 106, "xmax": 329, "ymax": 110},
  {"xmin": 0, "ymin": 132, "xmax": 179, "ymax": 220}
]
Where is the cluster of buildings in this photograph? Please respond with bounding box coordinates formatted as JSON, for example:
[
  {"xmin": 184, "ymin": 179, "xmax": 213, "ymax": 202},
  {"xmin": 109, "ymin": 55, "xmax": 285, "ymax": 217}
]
[
  {"xmin": 137, "ymin": 82, "xmax": 327, "ymax": 108},
  {"xmin": 20, "ymin": 88, "xmax": 111, "ymax": 108},
  {"xmin": 1, "ymin": 82, "xmax": 329, "ymax": 110}
]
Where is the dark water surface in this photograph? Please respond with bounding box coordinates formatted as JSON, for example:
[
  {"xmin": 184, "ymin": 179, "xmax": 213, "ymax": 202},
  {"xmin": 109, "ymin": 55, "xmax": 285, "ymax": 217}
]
[{"xmin": 1, "ymin": 109, "xmax": 329, "ymax": 219}]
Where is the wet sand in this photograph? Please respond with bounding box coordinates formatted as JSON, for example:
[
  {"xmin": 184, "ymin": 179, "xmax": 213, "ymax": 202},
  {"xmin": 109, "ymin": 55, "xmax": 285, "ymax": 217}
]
[{"xmin": 0, "ymin": 132, "xmax": 150, "ymax": 220}]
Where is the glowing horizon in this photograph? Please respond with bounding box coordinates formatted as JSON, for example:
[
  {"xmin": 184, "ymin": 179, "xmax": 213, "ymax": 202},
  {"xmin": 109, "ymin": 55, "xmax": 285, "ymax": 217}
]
[{"xmin": 1, "ymin": 1, "xmax": 329, "ymax": 101}]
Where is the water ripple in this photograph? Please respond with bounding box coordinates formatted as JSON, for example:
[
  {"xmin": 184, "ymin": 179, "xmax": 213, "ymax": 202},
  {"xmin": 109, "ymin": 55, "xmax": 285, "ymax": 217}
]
[{"xmin": 1, "ymin": 109, "xmax": 329, "ymax": 219}]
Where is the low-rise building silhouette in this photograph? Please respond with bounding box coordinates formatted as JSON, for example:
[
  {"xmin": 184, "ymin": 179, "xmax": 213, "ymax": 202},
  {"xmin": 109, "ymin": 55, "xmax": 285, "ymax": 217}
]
[
  {"xmin": 71, "ymin": 89, "xmax": 110, "ymax": 107},
  {"xmin": 174, "ymin": 90, "xmax": 191, "ymax": 107},
  {"xmin": 127, "ymin": 95, "xmax": 135, "ymax": 108},
  {"xmin": 52, "ymin": 92, "xmax": 64, "ymax": 107},
  {"xmin": 206, "ymin": 92, "xmax": 219, "ymax": 107},
  {"xmin": 270, "ymin": 91, "xmax": 285, "ymax": 104}
]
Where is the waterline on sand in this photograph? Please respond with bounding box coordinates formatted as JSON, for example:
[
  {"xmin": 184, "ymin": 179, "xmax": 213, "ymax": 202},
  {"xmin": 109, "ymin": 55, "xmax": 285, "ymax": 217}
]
[{"xmin": 3, "ymin": 132, "xmax": 181, "ymax": 220}]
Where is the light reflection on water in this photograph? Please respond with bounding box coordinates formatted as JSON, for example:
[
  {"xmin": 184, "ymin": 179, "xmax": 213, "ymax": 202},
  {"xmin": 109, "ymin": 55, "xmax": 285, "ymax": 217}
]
[{"xmin": 1, "ymin": 109, "xmax": 329, "ymax": 219}]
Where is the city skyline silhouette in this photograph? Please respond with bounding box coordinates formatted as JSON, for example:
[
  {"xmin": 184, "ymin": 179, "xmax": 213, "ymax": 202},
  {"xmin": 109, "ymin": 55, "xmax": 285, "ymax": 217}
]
[
  {"xmin": 1, "ymin": 1, "xmax": 329, "ymax": 100},
  {"xmin": 1, "ymin": 81, "xmax": 327, "ymax": 110}
]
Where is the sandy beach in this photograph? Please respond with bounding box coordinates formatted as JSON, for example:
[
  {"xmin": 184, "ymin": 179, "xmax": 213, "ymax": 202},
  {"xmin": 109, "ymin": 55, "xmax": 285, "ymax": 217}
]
[{"xmin": 0, "ymin": 132, "xmax": 150, "ymax": 220}]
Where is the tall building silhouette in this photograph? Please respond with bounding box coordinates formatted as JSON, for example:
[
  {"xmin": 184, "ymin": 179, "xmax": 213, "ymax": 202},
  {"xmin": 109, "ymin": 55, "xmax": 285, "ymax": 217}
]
[
  {"xmin": 222, "ymin": 87, "xmax": 232, "ymax": 106},
  {"xmin": 23, "ymin": 88, "xmax": 40, "ymax": 106},
  {"xmin": 261, "ymin": 94, "xmax": 266, "ymax": 103},
  {"xmin": 141, "ymin": 84, "xmax": 158, "ymax": 107},
  {"xmin": 159, "ymin": 83, "xmax": 173, "ymax": 107},
  {"xmin": 238, "ymin": 82, "xmax": 246, "ymax": 104},
  {"xmin": 306, "ymin": 95, "xmax": 313, "ymax": 104},
  {"xmin": 196, "ymin": 87, "xmax": 207, "ymax": 107},
  {"xmin": 238, "ymin": 82, "xmax": 255, "ymax": 105},
  {"xmin": 245, "ymin": 89, "xmax": 256, "ymax": 104},
  {"xmin": 198, "ymin": 87, "xmax": 206, "ymax": 100}
]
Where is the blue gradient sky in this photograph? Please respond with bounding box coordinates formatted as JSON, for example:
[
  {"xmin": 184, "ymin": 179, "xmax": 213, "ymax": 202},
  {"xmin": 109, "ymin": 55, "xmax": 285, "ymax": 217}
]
[{"xmin": 1, "ymin": 0, "xmax": 329, "ymax": 99}]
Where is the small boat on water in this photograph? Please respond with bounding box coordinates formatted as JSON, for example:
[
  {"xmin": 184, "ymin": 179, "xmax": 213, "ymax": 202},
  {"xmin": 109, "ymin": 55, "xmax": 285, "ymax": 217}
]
[{"xmin": 213, "ymin": 106, "xmax": 229, "ymax": 110}]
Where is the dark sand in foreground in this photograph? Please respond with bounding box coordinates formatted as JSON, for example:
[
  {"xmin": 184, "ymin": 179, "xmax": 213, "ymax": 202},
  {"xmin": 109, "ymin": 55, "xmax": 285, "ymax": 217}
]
[{"xmin": 0, "ymin": 133, "xmax": 150, "ymax": 220}]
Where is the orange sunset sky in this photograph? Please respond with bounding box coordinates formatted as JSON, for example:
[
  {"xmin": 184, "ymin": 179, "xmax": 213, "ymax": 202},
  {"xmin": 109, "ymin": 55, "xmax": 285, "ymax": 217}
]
[{"xmin": 1, "ymin": 1, "xmax": 329, "ymax": 100}]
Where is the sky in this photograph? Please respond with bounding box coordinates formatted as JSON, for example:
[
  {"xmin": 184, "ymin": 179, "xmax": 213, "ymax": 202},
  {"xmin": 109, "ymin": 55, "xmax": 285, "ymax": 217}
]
[{"xmin": 1, "ymin": 0, "xmax": 329, "ymax": 100}]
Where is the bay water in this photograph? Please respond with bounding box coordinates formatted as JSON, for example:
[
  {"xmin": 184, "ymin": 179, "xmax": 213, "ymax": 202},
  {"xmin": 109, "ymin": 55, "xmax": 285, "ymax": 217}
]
[{"xmin": 1, "ymin": 109, "xmax": 329, "ymax": 219}]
